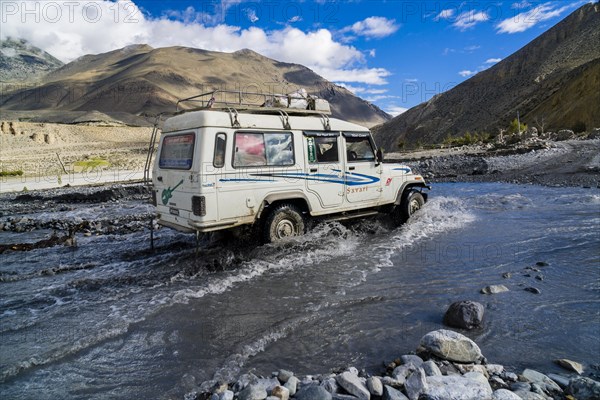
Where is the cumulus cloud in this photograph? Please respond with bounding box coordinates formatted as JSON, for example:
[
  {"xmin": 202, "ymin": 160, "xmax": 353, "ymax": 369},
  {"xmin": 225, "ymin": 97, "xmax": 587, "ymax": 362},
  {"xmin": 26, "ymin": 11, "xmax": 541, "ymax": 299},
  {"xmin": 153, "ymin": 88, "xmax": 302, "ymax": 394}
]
[
  {"xmin": 453, "ymin": 10, "xmax": 490, "ymax": 31},
  {"xmin": 459, "ymin": 70, "xmax": 477, "ymax": 77},
  {"xmin": 385, "ymin": 105, "xmax": 408, "ymax": 116},
  {"xmin": 512, "ymin": 1, "xmax": 532, "ymax": 9},
  {"xmin": 434, "ymin": 9, "xmax": 455, "ymax": 21},
  {"xmin": 315, "ymin": 67, "xmax": 391, "ymax": 85},
  {"xmin": 0, "ymin": 0, "xmax": 391, "ymax": 85},
  {"xmin": 485, "ymin": 58, "xmax": 502, "ymax": 64},
  {"xmin": 496, "ymin": 2, "xmax": 577, "ymax": 34},
  {"xmin": 341, "ymin": 16, "xmax": 400, "ymax": 39}
]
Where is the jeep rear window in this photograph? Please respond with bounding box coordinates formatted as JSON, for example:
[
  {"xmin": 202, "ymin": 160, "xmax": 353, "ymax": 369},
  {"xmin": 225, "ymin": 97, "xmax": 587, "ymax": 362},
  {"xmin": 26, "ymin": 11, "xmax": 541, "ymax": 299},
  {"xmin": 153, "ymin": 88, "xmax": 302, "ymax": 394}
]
[
  {"xmin": 159, "ymin": 133, "xmax": 195, "ymax": 169},
  {"xmin": 234, "ymin": 132, "xmax": 294, "ymax": 167}
]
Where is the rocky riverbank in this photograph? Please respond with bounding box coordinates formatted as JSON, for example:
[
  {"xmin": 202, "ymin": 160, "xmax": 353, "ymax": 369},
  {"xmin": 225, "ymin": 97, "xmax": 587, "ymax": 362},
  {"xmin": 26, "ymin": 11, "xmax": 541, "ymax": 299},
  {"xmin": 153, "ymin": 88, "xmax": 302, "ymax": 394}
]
[
  {"xmin": 185, "ymin": 328, "xmax": 600, "ymax": 400},
  {"xmin": 387, "ymin": 134, "xmax": 600, "ymax": 188}
]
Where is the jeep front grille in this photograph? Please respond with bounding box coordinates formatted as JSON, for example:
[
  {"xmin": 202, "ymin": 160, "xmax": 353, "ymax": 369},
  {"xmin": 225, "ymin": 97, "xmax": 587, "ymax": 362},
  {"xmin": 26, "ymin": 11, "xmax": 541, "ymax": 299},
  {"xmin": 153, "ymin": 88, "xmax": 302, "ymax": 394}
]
[{"xmin": 192, "ymin": 196, "xmax": 206, "ymax": 216}]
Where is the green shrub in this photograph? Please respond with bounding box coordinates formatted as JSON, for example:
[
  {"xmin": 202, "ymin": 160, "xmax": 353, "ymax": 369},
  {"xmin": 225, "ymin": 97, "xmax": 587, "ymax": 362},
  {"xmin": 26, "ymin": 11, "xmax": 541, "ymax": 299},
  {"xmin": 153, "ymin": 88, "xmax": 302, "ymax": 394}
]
[{"xmin": 0, "ymin": 169, "xmax": 24, "ymax": 177}]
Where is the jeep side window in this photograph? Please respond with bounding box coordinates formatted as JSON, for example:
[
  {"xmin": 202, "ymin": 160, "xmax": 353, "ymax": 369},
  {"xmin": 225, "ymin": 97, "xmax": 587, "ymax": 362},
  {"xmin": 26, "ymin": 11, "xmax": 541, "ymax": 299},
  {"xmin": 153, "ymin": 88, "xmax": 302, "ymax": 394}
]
[
  {"xmin": 346, "ymin": 136, "xmax": 375, "ymax": 162},
  {"xmin": 213, "ymin": 133, "xmax": 226, "ymax": 168},
  {"xmin": 233, "ymin": 132, "xmax": 294, "ymax": 167},
  {"xmin": 314, "ymin": 137, "xmax": 339, "ymax": 163}
]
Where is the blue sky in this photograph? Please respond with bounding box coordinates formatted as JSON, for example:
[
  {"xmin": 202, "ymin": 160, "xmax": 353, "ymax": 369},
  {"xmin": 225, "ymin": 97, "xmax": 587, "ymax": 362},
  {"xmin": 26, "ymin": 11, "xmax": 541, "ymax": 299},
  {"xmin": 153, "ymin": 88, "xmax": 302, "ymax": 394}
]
[{"xmin": 1, "ymin": 0, "xmax": 593, "ymax": 115}]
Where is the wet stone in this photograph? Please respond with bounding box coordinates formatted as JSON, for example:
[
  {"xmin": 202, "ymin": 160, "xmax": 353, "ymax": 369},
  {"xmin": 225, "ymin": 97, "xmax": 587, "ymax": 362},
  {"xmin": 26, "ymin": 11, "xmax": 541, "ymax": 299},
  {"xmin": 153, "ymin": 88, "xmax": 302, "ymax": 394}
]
[
  {"xmin": 419, "ymin": 329, "xmax": 483, "ymax": 363},
  {"xmin": 481, "ymin": 285, "xmax": 510, "ymax": 294},
  {"xmin": 295, "ymin": 385, "xmax": 332, "ymax": 400},
  {"xmin": 382, "ymin": 385, "xmax": 408, "ymax": 400}
]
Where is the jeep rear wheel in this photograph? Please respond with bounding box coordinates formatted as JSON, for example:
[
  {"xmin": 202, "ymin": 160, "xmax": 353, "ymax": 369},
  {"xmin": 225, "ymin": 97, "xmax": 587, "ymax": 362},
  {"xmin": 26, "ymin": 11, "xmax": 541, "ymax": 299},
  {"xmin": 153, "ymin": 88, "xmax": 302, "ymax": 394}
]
[{"xmin": 262, "ymin": 204, "xmax": 305, "ymax": 243}]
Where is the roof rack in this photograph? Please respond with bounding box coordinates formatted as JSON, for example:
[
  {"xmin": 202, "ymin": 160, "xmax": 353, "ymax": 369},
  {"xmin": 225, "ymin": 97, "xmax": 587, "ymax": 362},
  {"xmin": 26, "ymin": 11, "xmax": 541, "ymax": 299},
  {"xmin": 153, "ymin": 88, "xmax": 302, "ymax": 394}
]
[{"xmin": 175, "ymin": 89, "xmax": 332, "ymax": 116}]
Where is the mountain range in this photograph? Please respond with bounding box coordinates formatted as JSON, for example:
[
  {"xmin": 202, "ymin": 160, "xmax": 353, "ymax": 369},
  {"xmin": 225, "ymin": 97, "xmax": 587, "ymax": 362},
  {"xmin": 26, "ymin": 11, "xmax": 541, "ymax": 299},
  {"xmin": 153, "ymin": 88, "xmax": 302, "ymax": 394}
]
[
  {"xmin": 0, "ymin": 44, "xmax": 390, "ymax": 127},
  {"xmin": 373, "ymin": 2, "xmax": 600, "ymax": 149},
  {"xmin": 0, "ymin": 38, "xmax": 64, "ymax": 83}
]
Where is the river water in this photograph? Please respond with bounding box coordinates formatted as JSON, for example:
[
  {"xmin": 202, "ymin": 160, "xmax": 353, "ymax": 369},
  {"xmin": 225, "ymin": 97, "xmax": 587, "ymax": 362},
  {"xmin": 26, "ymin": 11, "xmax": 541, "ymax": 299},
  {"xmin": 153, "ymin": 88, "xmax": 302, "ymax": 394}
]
[{"xmin": 1, "ymin": 183, "xmax": 599, "ymax": 399}]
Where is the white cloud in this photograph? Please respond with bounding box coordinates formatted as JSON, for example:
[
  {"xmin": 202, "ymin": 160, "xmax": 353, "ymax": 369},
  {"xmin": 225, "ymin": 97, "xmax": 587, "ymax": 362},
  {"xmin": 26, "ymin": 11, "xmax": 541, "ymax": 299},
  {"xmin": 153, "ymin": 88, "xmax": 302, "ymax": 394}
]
[
  {"xmin": 496, "ymin": 2, "xmax": 576, "ymax": 34},
  {"xmin": 342, "ymin": 16, "xmax": 400, "ymax": 39},
  {"xmin": 434, "ymin": 9, "xmax": 456, "ymax": 21},
  {"xmin": 485, "ymin": 58, "xmax": 502, "ymax": 64},
  {"xmin": 453, "ymin": 10, "xmax": 490, "ymax": 31},
  {"xmin": 464, "ymin": 45, "xmax": 481, "ymax": 52},
  {"xmin": 512, "ymin": 1, "xmax": 532, "ymax": 9},
  {"xmin": 315, "ymin": 67, "xmax": 391, "ymax": 85},
  {"xmin": 244, "ymin": 8, "xmax": 258, "ymax": 23},
  {"xmin": 288, "ymin": 15, "xmax": 302, "ymax": 23},
  {"xmin": 369, "ymin": 49, "xmax": 376, "ymax": 57},
  {"xmin": 385, "ymin": 105, "xmax": 408, "ymax": 116},
  {"xmin": 459, "ymin": 70, "xmax": 477, "ymax": 77},
  {"xmin": 1, "ymin": 1, "xmax": 391, "ymax": 85},
  {"xmin": 338, "ymin": 85, "xmax": 389, "ymax": 95}
]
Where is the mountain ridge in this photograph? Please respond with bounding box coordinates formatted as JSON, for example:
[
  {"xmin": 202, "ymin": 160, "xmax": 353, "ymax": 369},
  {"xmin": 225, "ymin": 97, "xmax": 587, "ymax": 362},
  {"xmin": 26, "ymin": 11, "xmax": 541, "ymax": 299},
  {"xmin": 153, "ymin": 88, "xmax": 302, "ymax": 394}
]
[
  {"xmin": 0, "ymin": 38, "xmax": 64, "ymax": 83},
  {"xmin": 373, "ymin": 2, "xmax": 600, "ymax": 149},
  {"xmin": 1, "ymin": 44, "xmax": 390, "ymax": 128}
]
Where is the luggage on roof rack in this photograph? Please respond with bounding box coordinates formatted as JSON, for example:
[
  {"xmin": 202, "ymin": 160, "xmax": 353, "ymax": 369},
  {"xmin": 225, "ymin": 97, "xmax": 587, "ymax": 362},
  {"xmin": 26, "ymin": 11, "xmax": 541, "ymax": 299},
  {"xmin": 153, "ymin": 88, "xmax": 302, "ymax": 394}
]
[{"xmin": 175, "ymin": 89, "xmax": 331, "ymax": 115}]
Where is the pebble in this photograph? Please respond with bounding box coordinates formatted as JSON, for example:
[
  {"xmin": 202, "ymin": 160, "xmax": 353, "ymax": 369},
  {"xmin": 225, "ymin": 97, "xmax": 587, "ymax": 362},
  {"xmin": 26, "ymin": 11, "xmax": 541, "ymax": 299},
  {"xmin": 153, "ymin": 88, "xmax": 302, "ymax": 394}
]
[
  {"xmin": 524, "ymin": 287, "xmax": 541, "ymax": 294},
  {"xmin": 554, "ymin": 358, "xmax": 584, "ymax": 374},
  {"xmin": 481, "ymin": 285, "xmax": 510, "ymax": 294}
]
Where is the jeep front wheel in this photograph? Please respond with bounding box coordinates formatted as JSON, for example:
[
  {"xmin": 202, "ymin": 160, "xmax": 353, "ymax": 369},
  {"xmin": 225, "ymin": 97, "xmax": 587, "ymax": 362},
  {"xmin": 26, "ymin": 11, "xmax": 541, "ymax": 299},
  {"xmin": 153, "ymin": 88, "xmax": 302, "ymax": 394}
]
[
  {"xmin": 393, "ymin": 191, "xmax": 425, "ymax": 225},
  {"xmin": 262, "ymin": 204, "xmax": 305, "ymax": 243}
]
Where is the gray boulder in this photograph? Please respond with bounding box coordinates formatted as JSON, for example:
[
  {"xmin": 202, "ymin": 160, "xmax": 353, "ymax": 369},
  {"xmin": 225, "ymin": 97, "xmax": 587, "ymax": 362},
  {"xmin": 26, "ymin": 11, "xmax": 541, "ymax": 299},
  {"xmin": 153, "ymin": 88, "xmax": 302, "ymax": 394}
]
[
  {"xmin": 295, "ymin": 385, "xmax": 332, "ymax": 400},
  {"xmin": 366, "ymin": 377, "xmax": 383, "ymax": 397},
  {"xmin": 443, "ymin": 301, "xmax": 484, "ymax": 330},
  {"xmin": 419, "ymin": 329, "xmax": 484, "ymax": 363},
  {"xmin": 404, "ymin": 368, "xmax": 427, "ymax": 400},
  {"xmin": 568, "ymin": 377, "xmax": 600, "ymax": 400},
  {"xmin": 238, "ymin": 384, "xmax": 268, "ymax": 400},
  {"xmin": 284, "ymin": 377, "xmax": 299, "ymax": 396},
  {"xmin": 492, "ymin": 389, "xmax": 522, "ymax": 400},
  {"xmin": 400, "ymin": 355, "xmax": 424, "ymax": 368},
  {"xmin": 278, "ymin": 370, "xmax": 294, "ymax": 383},
  {"xmin": 321, "ymin": 378, "xmax": 339, "ymax": 394},
  {"xmin": 417, "ymin": 373, "xmax": 493, "ymax": 400},
  {"xmin": 521, "ymin": 369, "xmax": 562, "ymax": 393},
  {"xmin": 391, "ymin": 365, "xmax": 413, "ymax": 385},
  {"xmin": 511, "ymin": 391, "xmax": 546, "ymax": 400},
  {"xmin": 554, "ymin": 358, "xmax": 584, "ymax": 374},
  {"xmin": 335, "ymin": 371, "xmax": 370, "ymax": 400},
  {"xmin": 421, "ymin": 361, "xmax": 442, "ymax": 377},
  {"xmin": 383, "ymin": 385, "xmax": 408, "ymax": 400}
]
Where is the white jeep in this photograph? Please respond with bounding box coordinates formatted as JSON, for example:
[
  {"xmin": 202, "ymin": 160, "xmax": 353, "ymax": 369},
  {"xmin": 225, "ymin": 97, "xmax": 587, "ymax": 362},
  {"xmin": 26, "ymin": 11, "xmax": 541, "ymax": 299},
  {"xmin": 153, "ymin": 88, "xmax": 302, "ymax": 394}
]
[{"xmin": 149, "ymin": 90, "xmax": 429, "ymax": 243}]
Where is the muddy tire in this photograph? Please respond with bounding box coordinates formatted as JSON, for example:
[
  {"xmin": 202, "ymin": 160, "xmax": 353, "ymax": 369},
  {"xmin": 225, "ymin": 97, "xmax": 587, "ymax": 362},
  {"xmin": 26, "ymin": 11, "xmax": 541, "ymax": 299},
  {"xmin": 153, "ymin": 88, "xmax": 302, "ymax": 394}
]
[
  {"xmin": 393, "ymin": 191, "xmax": 425, "ymax": 225},
  {"xmin": 262, "ymin": 203, "xmax": 306, "ymax": 243}
]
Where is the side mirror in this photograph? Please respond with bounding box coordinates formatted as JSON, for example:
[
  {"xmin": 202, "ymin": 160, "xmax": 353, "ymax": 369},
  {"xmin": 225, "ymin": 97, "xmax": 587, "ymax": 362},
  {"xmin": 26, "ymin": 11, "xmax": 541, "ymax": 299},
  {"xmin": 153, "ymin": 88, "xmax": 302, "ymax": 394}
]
[{"xmin": 376, "ymin": 148, "xmax": 384, "ymax": 165}]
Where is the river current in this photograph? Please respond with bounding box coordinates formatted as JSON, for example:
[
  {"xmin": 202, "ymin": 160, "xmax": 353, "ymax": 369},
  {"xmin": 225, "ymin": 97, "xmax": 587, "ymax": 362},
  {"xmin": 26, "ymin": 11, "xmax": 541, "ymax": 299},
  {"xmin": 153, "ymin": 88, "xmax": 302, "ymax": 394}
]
[{"xmin": 1, "ymin": 183, "xmax": 599, "ymax": 399}]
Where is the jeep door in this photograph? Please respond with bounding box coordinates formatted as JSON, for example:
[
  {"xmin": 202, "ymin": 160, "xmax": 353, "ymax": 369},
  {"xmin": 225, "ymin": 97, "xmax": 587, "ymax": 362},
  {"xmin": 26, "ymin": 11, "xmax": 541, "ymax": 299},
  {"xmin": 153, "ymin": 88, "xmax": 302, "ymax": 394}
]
[
  {"xmin": 304, "ymin": 131, "xmax": 344, "ymax": 208},
  {"xmin": 343, "ymin": 132, "xmax": 381, "ymax": 203}
]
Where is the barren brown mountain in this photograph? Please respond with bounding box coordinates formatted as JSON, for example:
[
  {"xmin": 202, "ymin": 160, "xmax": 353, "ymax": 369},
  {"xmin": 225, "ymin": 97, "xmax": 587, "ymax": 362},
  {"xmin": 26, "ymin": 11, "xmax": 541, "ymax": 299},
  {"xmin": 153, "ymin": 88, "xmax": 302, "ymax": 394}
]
[
  {"xmin": 373, "ymin": 2, "xmax": 600, "ymax": 150},
  {"xmin": 0, "ymin": 45, "xmax": 390, "ymax": 128}
]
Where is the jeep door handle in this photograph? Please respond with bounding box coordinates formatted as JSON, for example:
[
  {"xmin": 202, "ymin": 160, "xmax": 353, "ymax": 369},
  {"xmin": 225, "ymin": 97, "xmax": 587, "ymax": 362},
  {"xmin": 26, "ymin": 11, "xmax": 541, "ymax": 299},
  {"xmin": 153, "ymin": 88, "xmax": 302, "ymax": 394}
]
[
  {"xmin": 310, "ymin": 168, "xmax": 318, "ymax": 173},
  {"xmin": 348, "ymin": 166, "xmax": 355, "ymax": 171},
  {"xmin": 157, "ymin": 176, "xmax": 163, "ymax": 181}
]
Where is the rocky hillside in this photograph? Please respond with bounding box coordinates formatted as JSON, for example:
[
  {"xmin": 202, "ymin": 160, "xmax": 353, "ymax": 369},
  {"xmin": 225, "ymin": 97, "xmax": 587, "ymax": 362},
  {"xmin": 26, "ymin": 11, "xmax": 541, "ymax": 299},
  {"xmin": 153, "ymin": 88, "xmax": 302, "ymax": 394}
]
[
  {"xmin": 373, "ymin": 2, "xmax": 600, "ymax": 149},
  {"xmin": 0, "ymin": 38, "xmax": 63, "ymax": 82},
  {"xmin": 0, "ymin": 45, "xmax": 390, "ymax": 128}
]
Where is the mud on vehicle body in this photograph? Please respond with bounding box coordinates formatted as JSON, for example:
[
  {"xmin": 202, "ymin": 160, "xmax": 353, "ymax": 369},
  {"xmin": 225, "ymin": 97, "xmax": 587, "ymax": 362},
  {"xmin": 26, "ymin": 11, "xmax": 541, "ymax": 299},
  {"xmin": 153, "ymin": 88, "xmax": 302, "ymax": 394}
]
[{"xmin": 148, "ymin": 90, "xmax": 430, "ymax": 243}]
